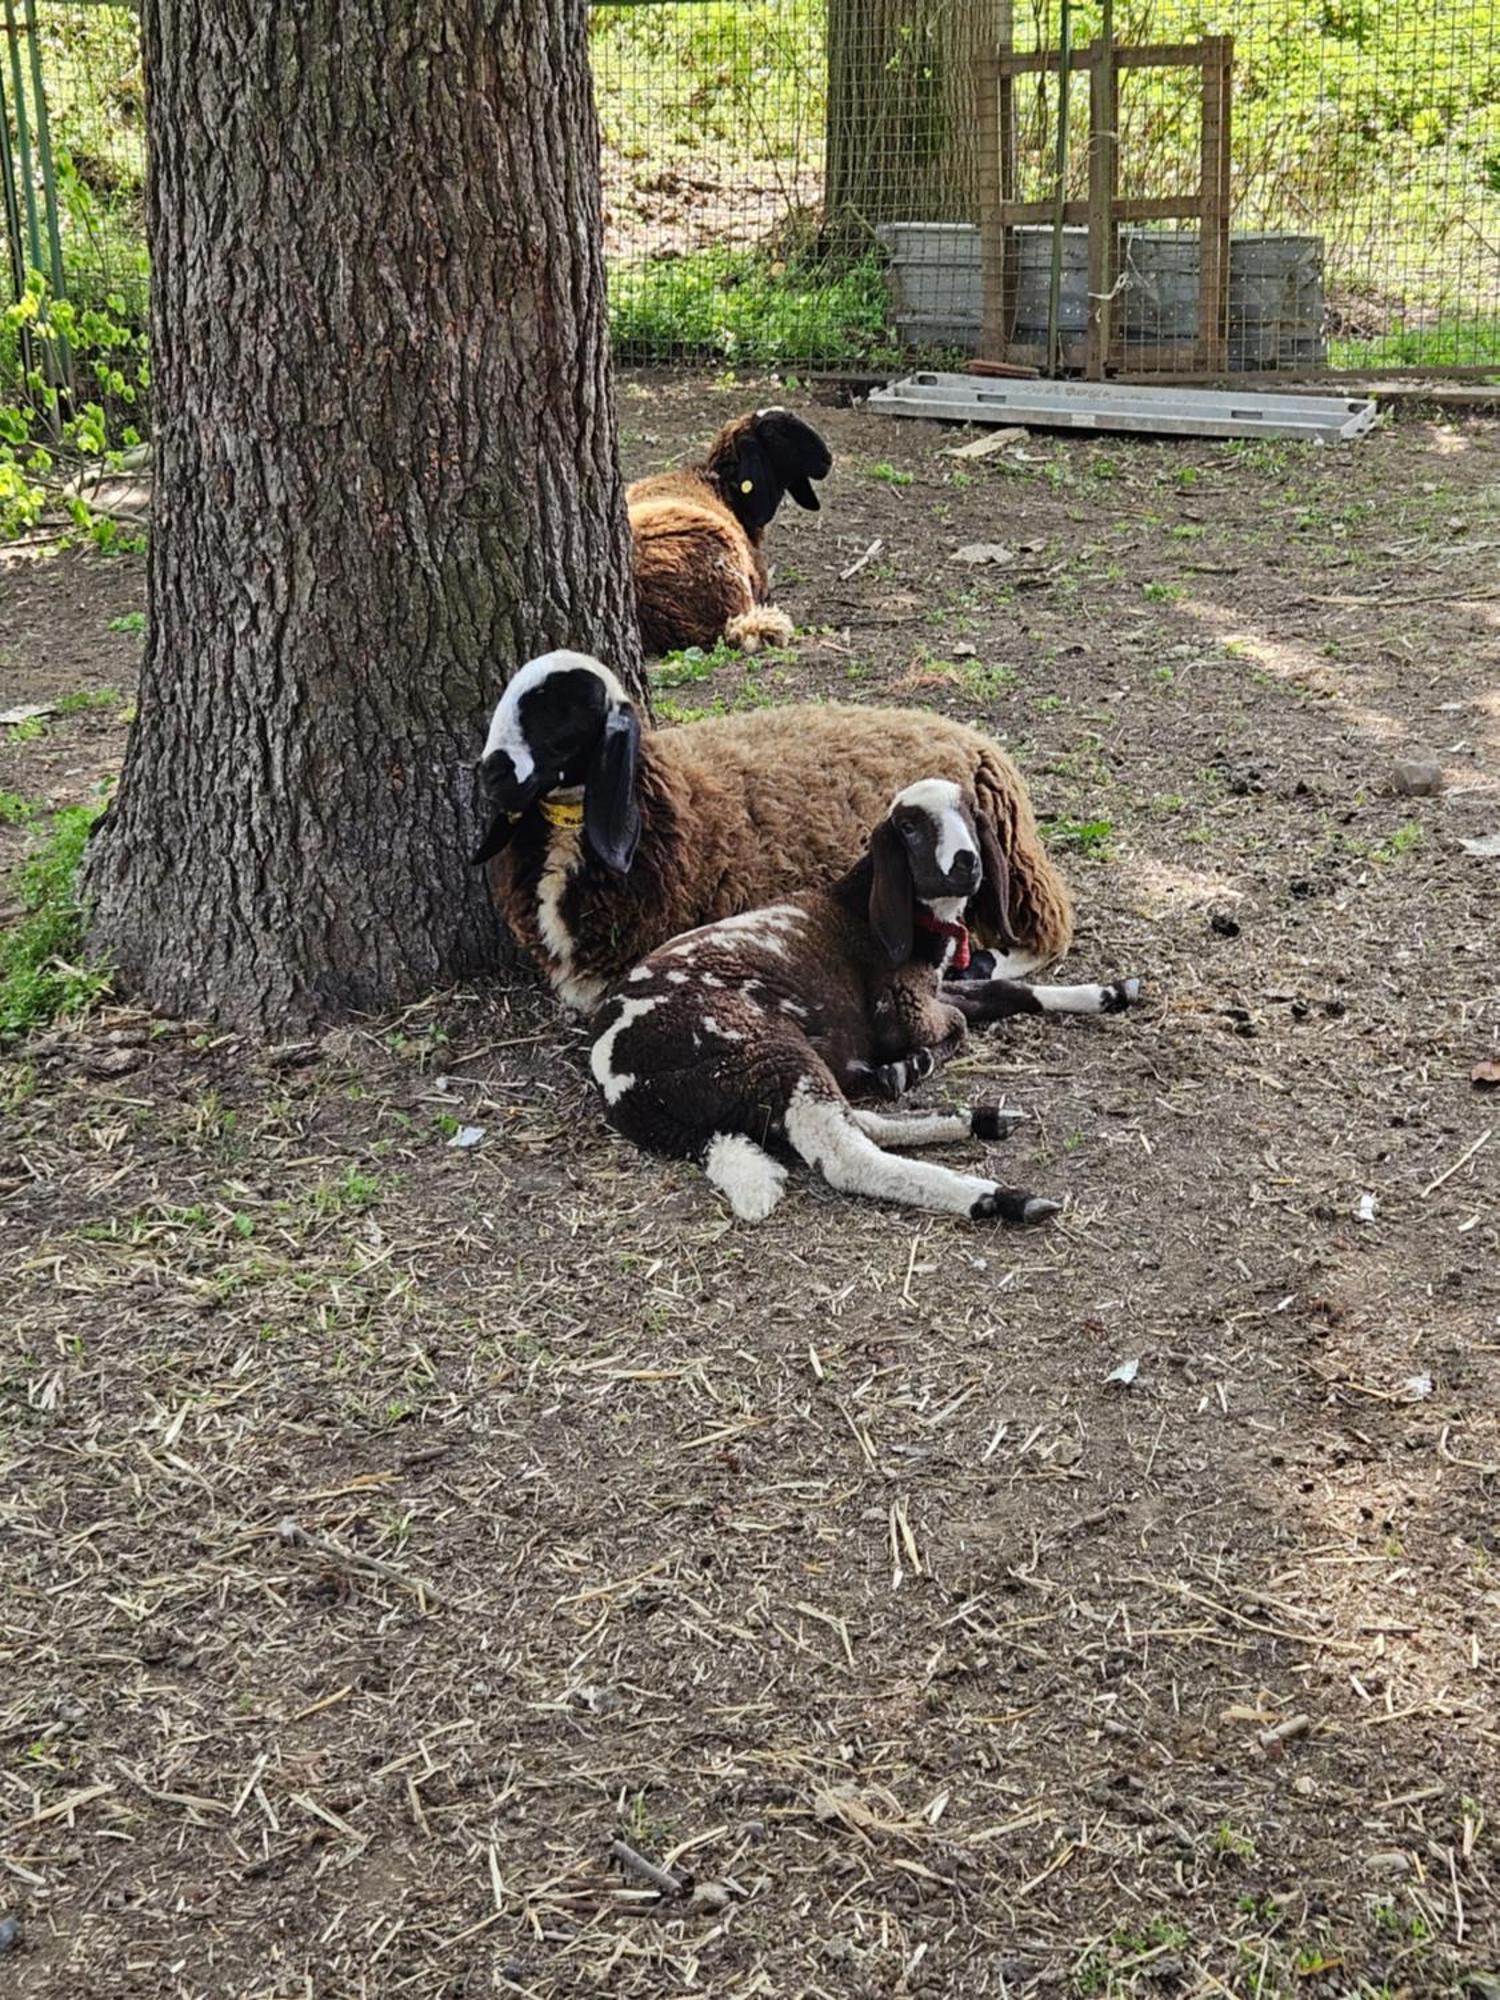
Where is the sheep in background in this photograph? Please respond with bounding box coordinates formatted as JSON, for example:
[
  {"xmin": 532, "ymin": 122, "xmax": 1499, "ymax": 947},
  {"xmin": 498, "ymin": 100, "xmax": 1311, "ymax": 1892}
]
[
  {"xmin": 473, "ymin": 652, "xmax": 1073, "ymax": 1015},
  {"xmin": 591, "ymin": 778, "xmax": 1141, "ymax": 1222},
  {"xmin": 627, "ymin": 407, "xmax": 832, "ymax": 655}
]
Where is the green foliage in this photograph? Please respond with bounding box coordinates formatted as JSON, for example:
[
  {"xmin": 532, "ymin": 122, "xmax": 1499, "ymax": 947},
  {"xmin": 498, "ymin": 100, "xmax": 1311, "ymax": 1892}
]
[
  {"xmin": 0, "ymin": 791, "xmax": 39, "ymax": 827},
  {"xmin": 610, "ymin": 248, "xmax": 896, "ymax": 366},
  {"xmin": 0, "ymin": 799, "xmax": 111, "ymax": 1039},
  {"xmin": 1041, "ymin": 814, "xmax": 1115, "ymax": 855},
  {"xmin": 1, "ymin": 272, "xmax": 148, "ymax": 549}
]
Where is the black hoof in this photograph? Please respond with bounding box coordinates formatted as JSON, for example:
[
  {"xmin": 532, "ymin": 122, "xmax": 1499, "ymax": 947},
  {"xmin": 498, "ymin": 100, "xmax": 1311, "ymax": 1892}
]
[
  {"xmin": 971, "ymin": 1104, "xmax": 1025, "ymax": 1142},
  {"xmin": 1102, "ymin": 976, "xmax": 1144, "ymax": 1013},
  {"xmin": 970, "ymin": 1186, "xmax": 1060, "ymax": 1224},
  {"xmin": 949, "ymin": 948, "xmax": 1000, "ymax": 983},
  {"xmin": 873, "ymin": 1049, "xmax": 934, "ymax": 1098}
]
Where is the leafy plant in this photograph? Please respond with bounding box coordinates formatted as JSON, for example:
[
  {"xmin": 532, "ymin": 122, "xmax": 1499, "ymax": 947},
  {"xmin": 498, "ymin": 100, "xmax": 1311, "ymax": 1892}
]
[
  {"xmin": 0, "ymin": 797, "xmax": 111, "ymax": 1037},
  {"xmin": 1, "ymin": 271, "xmax": 148, "ymax": 550},
  {"xmin": 1041, "ymin": 814, "xmax": 1115, "ymax": 854}
]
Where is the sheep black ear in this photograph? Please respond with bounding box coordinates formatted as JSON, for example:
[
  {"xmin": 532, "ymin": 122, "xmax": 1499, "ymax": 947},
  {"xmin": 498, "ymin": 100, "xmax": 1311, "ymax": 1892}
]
[
  {"xmin": 868, "ymin": 818, "xmax": 914, "ymax": 964},
  {"xmin": 471, "ymin": 813, "xmax": 516, "ymax": 866},
  {"xmin": 972, "ymin": 815, "xmax": 1021, "ymax": 951},
  {"xmin": 720, "ymin": 432, "xmax": 780, "ymax": 534},
  {"xmin": 584, "ymin": 703, "xmax": 642, "ymax": 876}
]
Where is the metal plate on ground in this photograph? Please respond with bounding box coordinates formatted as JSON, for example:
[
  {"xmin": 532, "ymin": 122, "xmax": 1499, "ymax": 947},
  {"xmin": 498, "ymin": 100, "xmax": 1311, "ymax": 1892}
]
[{"xmin": 868, "ymin": 371, "xmax": 1377, "ymax": 443}]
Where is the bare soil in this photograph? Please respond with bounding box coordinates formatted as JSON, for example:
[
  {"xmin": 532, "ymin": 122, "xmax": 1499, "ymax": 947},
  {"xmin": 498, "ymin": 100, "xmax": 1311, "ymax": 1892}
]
[{"xmin": 2, "ymin": 377, "xmax": 1499, "ymax": 2000}]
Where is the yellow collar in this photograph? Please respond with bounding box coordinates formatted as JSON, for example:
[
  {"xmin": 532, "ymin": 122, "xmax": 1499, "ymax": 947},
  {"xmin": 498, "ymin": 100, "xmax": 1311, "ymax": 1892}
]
[{"xmin": 540, "ymin": 795, "xmax": 584, "ymax": 829}]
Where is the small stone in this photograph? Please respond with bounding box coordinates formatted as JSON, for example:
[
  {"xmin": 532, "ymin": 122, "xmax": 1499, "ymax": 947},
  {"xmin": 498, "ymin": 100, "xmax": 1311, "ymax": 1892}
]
[
  {"xmin": 0, "ymin": 1916, "xmax": 18, "ymax": 1954},
  {"xmin": 1209, "ymin": 910, "xmax": 1241, "ymax": 938},
  {"xmin": 688, "ymin": 1880, "xmax": 732, "ymax": 1914},
  {"xmin": 1292, "ymin": 1774, "xmax": 1316, "ymax": 1796},
  {"xmin": 952, "ymin": 543, "xmax": 1017, "ymax": 566},
  {"xmin": 1391, "ymin": 755, "xmax": 1443, "ymax": 797},
  {"xmin": 1367, "ymin": 1850, "xmax": 1411, "ymax": 1876}
]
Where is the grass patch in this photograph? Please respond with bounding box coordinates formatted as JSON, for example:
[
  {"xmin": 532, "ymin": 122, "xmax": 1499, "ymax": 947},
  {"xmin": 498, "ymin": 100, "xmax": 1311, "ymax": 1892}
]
[
  {"xmin": 609, "ymin": 248, "xmax": 897, "ymax": 367},
  {"xmin": 0, "ymin": 790, "xmax": 38, "ymax": 827},
  {"xmin": 1333, "ymin": 316, "xmax": 1500, "ymax": 373},
  {"xmin": 54, "ymin": 686, "xmax": 121, "ymax": 715},
  {"xmin": 1041, "ymin": 814, "xmax": 1115, "ymax": 856},
  {"xmin": 0, "ymin": 798, "xmax": 110, "ymax": 1038}
]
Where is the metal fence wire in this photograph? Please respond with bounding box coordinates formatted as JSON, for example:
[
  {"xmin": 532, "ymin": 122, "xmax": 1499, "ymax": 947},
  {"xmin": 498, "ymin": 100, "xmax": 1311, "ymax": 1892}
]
[{"xmin": 4, "ymin": 0, "xmax": 1498, "ymax": 389}]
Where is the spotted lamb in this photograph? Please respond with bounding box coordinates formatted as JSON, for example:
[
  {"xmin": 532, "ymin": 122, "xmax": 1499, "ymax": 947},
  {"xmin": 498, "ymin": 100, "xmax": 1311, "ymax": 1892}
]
[
  {"xmin": 590, "ymin": 778, "xmax": 1141, "ymax": 1223},
  {"xmin": 627, "ymin": 406, "xmax": 832, "ymax": 654},
  {"xmin": 473, "ymin": 651, "xmax": 1074, "ymax": 1015}
]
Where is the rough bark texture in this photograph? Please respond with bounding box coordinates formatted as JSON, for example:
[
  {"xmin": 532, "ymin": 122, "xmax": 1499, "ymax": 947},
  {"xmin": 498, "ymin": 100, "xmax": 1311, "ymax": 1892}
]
[
  {"xmin": 85, "ymin": 0, "xmax": 644, "ymax": 1033},
  {"xmin": 826, "ymin": 0, "xmax": 1008, "ymax": 237}
]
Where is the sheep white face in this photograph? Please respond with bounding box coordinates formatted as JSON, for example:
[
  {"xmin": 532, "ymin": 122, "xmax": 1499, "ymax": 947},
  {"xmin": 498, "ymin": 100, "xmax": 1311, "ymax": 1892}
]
[
  {"xmin": 888, "ymin": 779, "xmax": 981, "ymax": 899},
  {"xmin": 479, "ymin": 652, "xmax": 627, "ymax": 810}
]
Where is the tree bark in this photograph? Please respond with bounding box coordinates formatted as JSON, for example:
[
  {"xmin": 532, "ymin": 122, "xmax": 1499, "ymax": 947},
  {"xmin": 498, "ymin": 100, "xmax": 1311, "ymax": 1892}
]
[
  {"xmin": 85, "ymin": 0, "xmax": 644, "ymax": 1034},
  {"xmin": 826, "ymin": 0, "xmax": 1008, "ymax": 241}
]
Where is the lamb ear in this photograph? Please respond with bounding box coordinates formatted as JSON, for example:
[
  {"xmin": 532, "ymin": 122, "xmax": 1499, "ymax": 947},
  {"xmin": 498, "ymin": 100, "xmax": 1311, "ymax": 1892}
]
[
  {"xmin": 972, "ymin": 815, "xmax": 1020, "ymax": 951},
  {"xmin": 868, "ymin": 819, "xmax": 914, "ymax": 964},
  {"xmin": 584, "ymin": 703, "xmax": 642, "ymax": 876},
  {"xmin": 471, "ymin": 813, "xmax": 516, "ymax": 866}
]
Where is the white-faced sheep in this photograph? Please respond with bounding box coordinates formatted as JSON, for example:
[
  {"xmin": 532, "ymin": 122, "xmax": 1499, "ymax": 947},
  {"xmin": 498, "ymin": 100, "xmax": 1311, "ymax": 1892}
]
[
  {"xmin": 627, "ymin": 407, "xmax": 831, "ymax": 654},
  {"xmin": 590, "ymin": 778, "xmax": 1142, "ymax": 1222},
  {"xmin": 473, "ymin": 651, "xmax": 1074, "ymax": 1016}
]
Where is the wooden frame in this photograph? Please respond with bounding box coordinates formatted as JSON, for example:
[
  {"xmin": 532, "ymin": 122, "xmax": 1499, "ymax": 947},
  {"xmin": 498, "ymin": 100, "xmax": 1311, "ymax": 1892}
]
[{"xmin": 978, "ymin": 36, "xmax": 1233, "ymax": 378}]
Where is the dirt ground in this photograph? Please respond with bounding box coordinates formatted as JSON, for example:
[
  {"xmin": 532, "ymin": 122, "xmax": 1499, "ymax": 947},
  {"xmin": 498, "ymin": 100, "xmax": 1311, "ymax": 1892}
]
[{"xmin": 2, "ymin": 377, "xmax": 1499, "ymax": 2000}]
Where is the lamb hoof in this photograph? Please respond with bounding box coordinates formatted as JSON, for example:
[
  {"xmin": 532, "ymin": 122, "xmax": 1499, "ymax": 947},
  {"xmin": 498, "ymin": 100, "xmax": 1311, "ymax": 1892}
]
[
  {"xmin": 970, "ymin": 1186, "xmax": 1059, "ymax": 1224},
  {"xmin": 1103, "ymin": 976, "xmax": 1144, "ymax": 1013},
  {"xmin": 970, "ymin": 1104, "xmax": 1025, "ymax": 1142},
  {"xmin": 874, "ymin": 1049, "xmax": 934, "ymax": 1099},
  {"xmin": 949, "ymin": 949, "xmax": 999, "ymax": 983}
]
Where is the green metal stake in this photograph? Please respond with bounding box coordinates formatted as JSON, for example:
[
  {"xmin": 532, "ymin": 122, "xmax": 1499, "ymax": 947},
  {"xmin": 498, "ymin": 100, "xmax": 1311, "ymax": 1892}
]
[
  {"xmin": 1046, "ymin": 0, "xmax": 1074, "ymax": 376},
  {"xmin": 3, "ymin": 0, "xmax": 44, "ymax": 283},
  {"xmin": 23, "ymin": 0, "xmax": 72, "ymax": 391}
]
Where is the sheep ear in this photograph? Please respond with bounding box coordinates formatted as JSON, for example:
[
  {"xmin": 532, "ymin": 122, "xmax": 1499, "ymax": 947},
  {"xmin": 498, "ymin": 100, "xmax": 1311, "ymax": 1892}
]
[
  {"xmin": 471, "ymin": 813, "xmax": 516, "ymax": 866},
  {"xmin": 972, "ymin": 815, "xmax": 1020, "ymax": 951},
  {"xmin": 722, "ymin": 434, "xmax": 779, "ymax": 533},
  {"xmin": 868, "ymin": 819, "xmax": 914, "ymax": 964},
  {"xmin": 584, "ymin": 703, "xmax": 642, "ymax": 876}
]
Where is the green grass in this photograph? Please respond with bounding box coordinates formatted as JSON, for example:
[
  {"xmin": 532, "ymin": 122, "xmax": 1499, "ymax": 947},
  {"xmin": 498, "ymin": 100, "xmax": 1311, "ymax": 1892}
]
[
  {"xmin": 0, "ymin": 790, "xmax": 38, "ymax": 827},
  {"xmin": 1332, "ymin": 315, "xmax": 1500, "ymax": 373},
  {"xmin": 609, "ymin": 248, "xmax": 897, "ymax": 367},
  {"xmin": 0, "ymin": 799, "xmax": 111, "ymax": 1038},
  {"xmin": 54, "ymin": 686, "xmax": 121, "ymax": 715},
  {"xmin": 1041, "ymin": 814, "xmax": 1115, "ymax": 856}
]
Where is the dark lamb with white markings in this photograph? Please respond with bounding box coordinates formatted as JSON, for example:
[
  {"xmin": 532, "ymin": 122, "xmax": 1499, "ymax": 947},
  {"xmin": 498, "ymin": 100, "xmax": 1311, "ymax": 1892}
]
[{"xmin": 591, "ymin": 778, "xmax": 1142, "ymax": 1223}]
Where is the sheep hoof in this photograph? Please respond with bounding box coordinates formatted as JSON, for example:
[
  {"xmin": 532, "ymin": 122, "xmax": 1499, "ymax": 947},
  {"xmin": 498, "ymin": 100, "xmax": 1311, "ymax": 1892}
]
[
  {"xmin": 1103, "ymin": 976, "xmax": 1144, "ymax": 1012},
  {"xmin": 970, "ymin": 1186, "xmax": 1059, "ymax": 1224},
  {"xmin": 970, "ymin": 1104, "xmax": 1025, "ymax": 1142}
]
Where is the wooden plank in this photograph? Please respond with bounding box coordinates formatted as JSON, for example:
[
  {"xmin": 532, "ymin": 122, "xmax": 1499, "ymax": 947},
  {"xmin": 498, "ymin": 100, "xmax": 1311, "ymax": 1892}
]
[
  {"xmin": 977, "ymin": 56, "xmax": 1007, "ymax": 357},
  {"xmin": 1111, "ymin": 194, "xmax": 1205, "ymax": 223},
  {"xmin": 997, "ymin": 197, "xmax": 1090, "ymax": 227},
  {"xmin": 1197, "ymin": 34, "xmax": 1231, "ymax": 372},
  {"xmin": 1086, "ymin": 37, "xmax": 1117, "ymax": 380},
  {"xmin": 998, "ymin": 40, "xmax": 1216, "ymax": 77}
]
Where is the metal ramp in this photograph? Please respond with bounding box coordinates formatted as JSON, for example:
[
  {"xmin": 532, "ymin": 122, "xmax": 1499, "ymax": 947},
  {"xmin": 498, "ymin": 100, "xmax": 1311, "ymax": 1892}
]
[{"xmin": 868, "ymin": 372, "xmax": 1377, "ymax": 444}]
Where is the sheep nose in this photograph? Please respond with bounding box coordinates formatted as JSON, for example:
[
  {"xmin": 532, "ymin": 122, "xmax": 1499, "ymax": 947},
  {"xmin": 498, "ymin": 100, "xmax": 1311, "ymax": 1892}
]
[{"xmin": 952, "ymin": 848, "xmax": 979, "ymax": 885}]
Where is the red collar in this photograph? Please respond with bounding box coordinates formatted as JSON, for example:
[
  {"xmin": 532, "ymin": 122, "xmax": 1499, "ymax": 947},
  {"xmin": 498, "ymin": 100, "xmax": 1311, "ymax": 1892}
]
[{"xmin": 914, "ymin": 909, "xmax": 970, "ymax": 971}]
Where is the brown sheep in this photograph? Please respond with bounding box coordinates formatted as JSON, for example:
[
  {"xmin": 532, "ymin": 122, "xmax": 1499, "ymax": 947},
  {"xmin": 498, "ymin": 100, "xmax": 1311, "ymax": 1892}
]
[
  {"xmin": 626, "ymin": 407, "xmax": 832, "ymax": 655},
  {"xmin": 473, "ymin": 652, "xmax": 1074, "ymax": 1015}
]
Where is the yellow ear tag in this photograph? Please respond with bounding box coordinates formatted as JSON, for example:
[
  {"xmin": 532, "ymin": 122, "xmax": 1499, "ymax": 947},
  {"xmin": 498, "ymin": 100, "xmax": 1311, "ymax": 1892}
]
[
  {"xmin": 540, "ymin": 797, "xmax": 585, "ymax": 829},
  {"xmin": 740, "ymin": 479, "xmax": 754, "ymax": 493}
]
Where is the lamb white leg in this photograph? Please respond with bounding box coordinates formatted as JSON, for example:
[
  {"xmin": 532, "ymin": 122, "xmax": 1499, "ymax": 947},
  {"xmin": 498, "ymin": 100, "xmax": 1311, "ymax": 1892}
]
[
  {"xmin": 849, "ymin": 1104, "xmax": 1024, "ymax": 1148},
  {"xmin": 785, "ymin": 1089, "xmax": 1055, "ymax": 1223},
  {"xmin": 948, "ymin": 975, "xmax": 1142, "ymax": 1023}
]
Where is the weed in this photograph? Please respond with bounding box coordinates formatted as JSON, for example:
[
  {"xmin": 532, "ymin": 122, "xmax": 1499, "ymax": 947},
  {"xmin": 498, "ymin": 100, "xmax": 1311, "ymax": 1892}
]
[
  {"xmin": 0, "ymin": 790, "xmax": 38, "ymax": 826},
  {"xmin": 1143, "ymin": 580, "xmax": 1186, "ymax": 604},
  {"xmin": 1041, "ymin": 815, "xmax": 1114, "ymax": 856},
  {"xmin": 1213, "ymin": 1821, "xmax": 1257, "ymax": 1862},
  {"xmin": 0, "ymin": 799, "xmax": 111, "ymax": 1037},
  {"xmin": 7, "ymin": 715, "xmax": 46, "ymax": 744},
  {"xmin": 54, "ymin": 686, "xmax": 122, "ymax": 715},
  {"xmin": 107, "ymin": 610, "xmax": 146, "ymax": 636},
  {"xmin": 1375, "ymin": 820, "xmax": 1425, "ymax": 862},
  {"xmin": 649, "ymin": 642, "xmax": 738, "ymax": 689},
  {"xmin": 866, "ymin": 460, "xmax": 913, "ymax": 487},
  {"xmin": 311, "ymin": 1168, "xmax": 383, "ymax": 1216}
]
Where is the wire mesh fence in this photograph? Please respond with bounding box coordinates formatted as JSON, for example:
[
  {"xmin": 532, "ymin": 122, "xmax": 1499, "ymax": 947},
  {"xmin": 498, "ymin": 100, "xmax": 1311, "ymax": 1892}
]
[{"xmin": 3, "ymin": 0, "xmax": 1498, "ymax": 396}]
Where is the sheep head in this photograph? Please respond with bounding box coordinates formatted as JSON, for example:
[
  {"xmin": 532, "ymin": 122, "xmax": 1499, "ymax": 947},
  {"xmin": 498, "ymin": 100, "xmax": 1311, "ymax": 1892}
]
[
  {"xmin": 705, "ymin": 407, "xmax": 833, "ymax": 538},
  {"xmin": 473, "ymin": 651, "xmax": 642, "ymax": 875}
]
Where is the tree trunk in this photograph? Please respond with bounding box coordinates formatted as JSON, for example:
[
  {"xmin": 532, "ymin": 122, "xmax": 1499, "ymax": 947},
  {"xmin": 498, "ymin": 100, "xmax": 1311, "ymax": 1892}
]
[
  {"xmin": 826, "ymin": 0, "xmax": 1008, "ymax": 241},
  {"xmin": 85, "ymin": 0, "xmax": 644, "ymax": 1034}
]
